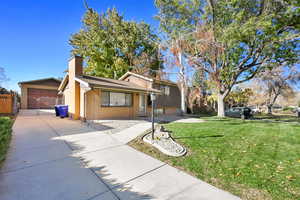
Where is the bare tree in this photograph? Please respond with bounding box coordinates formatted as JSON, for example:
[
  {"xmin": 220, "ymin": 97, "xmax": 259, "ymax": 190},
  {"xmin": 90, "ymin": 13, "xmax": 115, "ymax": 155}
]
[
  {"xmin": 0, "ymin": 67, "xmax": 10, "ymax": 94},
  {"xmin": 256, "ymin": 64, "xmax": 300, "ymax": 114},
  {"xmin": 171, "ymin": 39, "xmax": 188, "ymax": 114},
  {"xmin": 0, "ymin": 67, "xmax": 9, "ymax": 87},
  {"xmin": 245, "ymin": 80, "xmax": 266, "ymax": 109},
  {"xmin": 160, "ymin": 39, "xmax": 189, "ymax": 115}
]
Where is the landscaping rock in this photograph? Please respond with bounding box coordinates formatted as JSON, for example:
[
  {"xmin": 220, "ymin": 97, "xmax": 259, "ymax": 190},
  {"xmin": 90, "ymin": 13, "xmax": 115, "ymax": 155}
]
[{"xmin": 143, "ymin": 125, "xmax": 186, "ymax": 157}]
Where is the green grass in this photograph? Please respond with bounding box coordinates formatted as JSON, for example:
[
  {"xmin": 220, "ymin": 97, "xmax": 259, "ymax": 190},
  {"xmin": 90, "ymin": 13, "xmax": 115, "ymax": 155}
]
[
  {"xmin": 0, "ymin": 117, "xmax": 12, "ymax": 167},
  {"xmin": 129, "ymin": 116, "xmax": 300, "ymax": 200},
  {"xmin": 255, "ymin": 113, "xmax": 300, "ymax": 123}
]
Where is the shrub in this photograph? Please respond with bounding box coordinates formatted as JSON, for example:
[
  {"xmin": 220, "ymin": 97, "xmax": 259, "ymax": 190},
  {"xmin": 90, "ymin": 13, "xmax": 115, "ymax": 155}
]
[
  {"xmin": 282, "ymin": 106, "xmax": 293, "ymax": 111},
  {"xmin": 0, "ymin": 117, "xmax": 12, "ymax": 166}
]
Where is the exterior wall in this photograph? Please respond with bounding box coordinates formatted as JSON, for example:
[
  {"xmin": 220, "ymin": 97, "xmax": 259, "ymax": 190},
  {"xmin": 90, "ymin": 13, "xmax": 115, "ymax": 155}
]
[
  {"xmin": 146, "ymin": 106, "xmax": 178, "ymax": 115},
  {"xmin": 164, "ymin": 107, "xmax": 178, "ymax": 115},
  {"xmin": 63, "ymin": 83, "xmax": 83, "ymax": 119},
  {"xmin": 124, "ymin": 74, "xmax": 181, "ymax": 115},
  {"xmin": 124, "ymin": 76, "xmax": 152, "ymax": 89},
  {"xmin": 152, "ymin": 83, "xmax": 181, "ymax": 108},
  {"xmin": 20, "ymin": 84, "xmax": 59, "ymax": 109},
  {"xmin": 63, "ymin": 83, "xmax": 72, "ymax": 107},
  {"xmin": 80, "ymin": 87, "xmax": 85, "ymax": 119},
  {"xmin": 85, "ymin": 88, "xmax": 140, "ymax": 120},
  {"xmin": 145, "ymin": 82, "xmax": 181, "ymax": 115}
]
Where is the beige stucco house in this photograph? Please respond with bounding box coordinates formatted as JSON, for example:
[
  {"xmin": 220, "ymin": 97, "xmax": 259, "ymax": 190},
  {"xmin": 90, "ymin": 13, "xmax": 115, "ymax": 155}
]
[{"xmin": 58, "ymin": 56, "xmax": 181, "ymax": 120}]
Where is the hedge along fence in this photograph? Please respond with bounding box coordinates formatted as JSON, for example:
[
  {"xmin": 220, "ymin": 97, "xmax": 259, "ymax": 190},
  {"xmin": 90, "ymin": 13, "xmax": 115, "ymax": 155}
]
[{"xmin": 0, "ymin": 117, "xmax": 12, "ymax": 166}]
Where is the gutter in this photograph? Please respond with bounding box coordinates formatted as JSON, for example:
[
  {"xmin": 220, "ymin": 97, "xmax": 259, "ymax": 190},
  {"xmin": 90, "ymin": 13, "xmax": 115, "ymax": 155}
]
[
  {"xmin": 92, "ymin": 86, "xmax": 161, "ymax": 94},
  {"xmin": 75, "ymin": 77, "xmax": 90, "ymax": 88},
  {"xmin": 74, "ymin": 77, "xmax": 92, "ymax": 120}
]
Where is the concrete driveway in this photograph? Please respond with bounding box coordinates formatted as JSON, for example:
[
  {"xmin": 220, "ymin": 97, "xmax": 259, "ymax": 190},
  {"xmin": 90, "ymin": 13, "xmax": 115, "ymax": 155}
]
[{"xmin": 0, "ymin": 109, "xmax": 239, "ymax": 200}]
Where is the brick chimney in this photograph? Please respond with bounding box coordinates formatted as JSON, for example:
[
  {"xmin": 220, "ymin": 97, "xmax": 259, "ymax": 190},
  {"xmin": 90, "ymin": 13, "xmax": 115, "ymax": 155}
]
[
  {"xmin": 68, "ymin": 56, "xmax": 83, "ymax": 119},
  {"xmin": 69, "ymin": 55, "xmax": 83, "ymax": 77}
]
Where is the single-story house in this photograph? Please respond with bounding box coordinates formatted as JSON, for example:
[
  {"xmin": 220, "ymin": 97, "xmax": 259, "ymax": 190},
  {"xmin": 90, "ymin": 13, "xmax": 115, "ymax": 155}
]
[
  {"xmin": 19, "ymin": 78, "xmax": 62, "ymax": 109},
  {"xmin": 58, "ymin": 56, "xmax": 181, "ymax": 120}
]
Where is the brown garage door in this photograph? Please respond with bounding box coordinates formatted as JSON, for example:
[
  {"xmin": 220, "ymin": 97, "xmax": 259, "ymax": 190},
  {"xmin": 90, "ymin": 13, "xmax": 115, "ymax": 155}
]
[{"xmin": 28, "ymin": 88, "xmax": 58, "ymax": 109}]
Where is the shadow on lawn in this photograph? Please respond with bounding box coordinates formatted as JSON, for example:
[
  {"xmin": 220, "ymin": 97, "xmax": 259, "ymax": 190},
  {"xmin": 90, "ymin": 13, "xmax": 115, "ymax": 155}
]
[
  {"xmin": 174, "ymin": 134, "xmax": 224, "ymax": 140},
  {"xmin": 253, "ymin": 114, "xmax": 300, "ymax": 122},
  {"xmin": 218, "ymin": 117, "xmax": 300, "ymax": 126}
]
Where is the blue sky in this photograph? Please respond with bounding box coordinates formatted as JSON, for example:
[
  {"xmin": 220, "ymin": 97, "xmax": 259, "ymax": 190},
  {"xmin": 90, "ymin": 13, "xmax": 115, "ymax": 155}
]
[{"xmin": 0, "ymin": 0, "xmax": 158, "ymax": 91}]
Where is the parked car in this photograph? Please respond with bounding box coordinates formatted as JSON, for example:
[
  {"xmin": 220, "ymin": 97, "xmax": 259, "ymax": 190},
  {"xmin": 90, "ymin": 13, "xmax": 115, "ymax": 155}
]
[
  {"xmin": 292, "ymin": 107, "xmax": 299, "ymax": 113},
  {"xmin": 248, "ymin": 106, "xmax": 260, "ymax": 114},
  {"xmin": 225, "ymin": 107, "xmax": 253, "ymax": 119}
]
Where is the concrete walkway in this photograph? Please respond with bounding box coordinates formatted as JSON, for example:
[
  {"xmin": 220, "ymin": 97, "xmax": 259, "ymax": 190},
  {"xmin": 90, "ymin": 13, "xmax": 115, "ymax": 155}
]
[{"xmin": 0, "ymin": 110, "xmax": 240, "ymax": 200}]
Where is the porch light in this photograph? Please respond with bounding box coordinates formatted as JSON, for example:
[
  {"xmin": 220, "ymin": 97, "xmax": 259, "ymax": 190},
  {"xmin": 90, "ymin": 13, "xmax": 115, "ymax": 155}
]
[{"xmin": 150, "ymin": 93, "xmax": 156, "ymax": 101}]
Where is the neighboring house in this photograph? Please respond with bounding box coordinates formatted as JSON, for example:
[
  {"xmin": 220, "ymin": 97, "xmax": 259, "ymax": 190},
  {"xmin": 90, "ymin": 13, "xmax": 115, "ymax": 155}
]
[
  {"xmin": 58, "ymin": 56, "xmax": 181, "ymax": 120},
  {"xmin": 19, "ymin": 78, "xmax": 62, "ymax": 109}
]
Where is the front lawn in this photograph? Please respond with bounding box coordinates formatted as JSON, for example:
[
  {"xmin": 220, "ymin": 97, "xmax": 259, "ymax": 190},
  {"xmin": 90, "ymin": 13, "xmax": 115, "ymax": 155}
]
[
  {"xmin": 129, "ymin": 117, "xmax": 300, "ymax": 200},
  {"xmin": 0, "ymin": 117, "xmax": 12, "ymax": 167}
]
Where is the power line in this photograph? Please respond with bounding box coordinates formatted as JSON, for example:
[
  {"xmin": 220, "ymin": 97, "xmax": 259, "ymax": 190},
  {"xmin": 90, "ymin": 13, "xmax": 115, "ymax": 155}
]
[{"xmin": 83, "ymin": 0, "xmax": 90, "ymax": 10}]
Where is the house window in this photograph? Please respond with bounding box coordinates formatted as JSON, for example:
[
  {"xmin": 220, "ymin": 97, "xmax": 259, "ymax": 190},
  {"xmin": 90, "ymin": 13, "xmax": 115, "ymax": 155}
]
[
  {"xmin": 160, "ymin": 85, "xmax": 170, "ymax": 96},
  {"xmin": 165, "ymin": 86, "xmax": 170, "ymax": 96},
  {"xmin": 101, "ymin": 91, "xmax": 132, "ymax": 107}
]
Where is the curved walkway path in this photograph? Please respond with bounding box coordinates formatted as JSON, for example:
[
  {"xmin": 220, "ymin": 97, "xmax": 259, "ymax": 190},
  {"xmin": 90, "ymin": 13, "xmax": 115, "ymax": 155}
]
[{"xmin": 0, "ymin": 110, "xmax": 239, "ymax": 200}]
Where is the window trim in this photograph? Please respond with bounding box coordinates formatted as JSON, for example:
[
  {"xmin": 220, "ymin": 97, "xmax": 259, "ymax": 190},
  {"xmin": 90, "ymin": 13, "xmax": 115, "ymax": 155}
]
[
  {"xmin": 160, "ymin": 85, "xmax": 170, "ymax": 96},
  {"xmin": 101, "ymin": 90, "xmax": 133, "ymax": 107},
  {"xmin": 165, "ymin": 86, "xmax": 170, "ymax": 96}
]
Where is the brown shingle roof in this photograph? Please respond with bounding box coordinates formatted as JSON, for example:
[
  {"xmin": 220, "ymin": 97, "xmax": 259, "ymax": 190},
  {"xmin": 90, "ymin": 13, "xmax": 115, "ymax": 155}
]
[
  {"xmin": 77, "ymin": 75, "xmax": 160, "ymax": 93},
  {"xmin": 18, "ymin": 78, "xmax": 61, "ymax": 86},
  {"xmin": 119, "ymin": 72, "xmax": 177, "ymax": 86}
]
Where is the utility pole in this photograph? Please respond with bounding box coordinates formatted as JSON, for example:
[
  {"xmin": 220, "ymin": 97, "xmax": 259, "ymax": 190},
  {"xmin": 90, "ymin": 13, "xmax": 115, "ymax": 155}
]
[{"xmin": 151, "ymin": 93, "xmax": 156, "ymax": 140}]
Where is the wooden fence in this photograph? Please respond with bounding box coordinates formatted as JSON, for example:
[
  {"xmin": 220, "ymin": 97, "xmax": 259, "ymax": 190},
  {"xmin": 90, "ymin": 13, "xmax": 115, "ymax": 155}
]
[{"xmin": 0, "ymin": 94, "xmax": 16, "ymax": 114}]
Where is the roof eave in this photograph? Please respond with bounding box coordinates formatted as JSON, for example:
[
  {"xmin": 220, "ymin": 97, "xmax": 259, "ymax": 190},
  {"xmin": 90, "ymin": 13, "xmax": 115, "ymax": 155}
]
[
  {"xmin": 18, "ymin": 77, "xmax": 61, "ymax": 86},
  {"xmin": 153, "ymin": 79, "xmax": 177, "ymax": 86},
  {"xmin": 74, "ymin": 77, "xmax": 90, "ymax": 88},
  {"xmin": 119, "ymin": 72, "xmax": 153, "ymax": 82},
  {"xmin": 91, "ymin": 84, "xmax": 160, "ymax": 94},
  {"xmin": 58, "ymin": 74, "xmax": 69, "ymax": 91}
]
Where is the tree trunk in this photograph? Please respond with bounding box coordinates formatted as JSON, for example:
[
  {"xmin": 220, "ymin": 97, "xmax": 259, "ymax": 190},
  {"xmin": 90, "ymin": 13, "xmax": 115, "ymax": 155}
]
[
  {"xmin": 180, "ymin": 81, "xmax": 186, "ymax": 114},
  {"xmin": 217, "ymin": 93, "xmax": 225, "ymax": 117},
  {"xmin": 267, "ymin": 91, "xmax": 280, "ymax": 115},
  {"xmin": 267, "ymin": 105, "xmax": 272, "ymax": 115},
  {"xmin": 178, "ymin": 51, "xmax": 186, "ymax": 115}
]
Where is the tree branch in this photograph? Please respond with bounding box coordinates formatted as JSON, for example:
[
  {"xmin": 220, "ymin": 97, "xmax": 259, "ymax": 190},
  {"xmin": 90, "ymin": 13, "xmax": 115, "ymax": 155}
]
[{"xmin": 235, "ymin": 67, "xmax": 262, "ymax": 84}]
